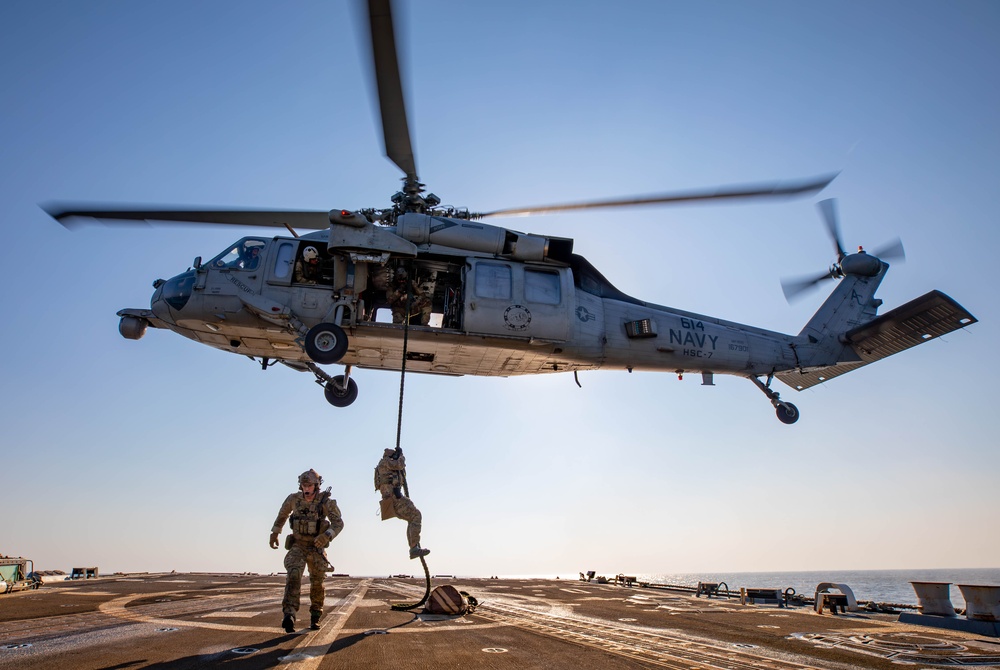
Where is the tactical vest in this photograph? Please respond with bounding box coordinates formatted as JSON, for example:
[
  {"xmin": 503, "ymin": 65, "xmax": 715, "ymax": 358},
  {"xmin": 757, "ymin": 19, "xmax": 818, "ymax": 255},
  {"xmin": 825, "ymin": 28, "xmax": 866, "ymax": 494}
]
[
  {"xmin": 374, "ymin": 460, "xmax": 402, "ymax": 490},
  {"xmin": 290, "ymin": 492, "xmax": 328, "ymax": 536}
]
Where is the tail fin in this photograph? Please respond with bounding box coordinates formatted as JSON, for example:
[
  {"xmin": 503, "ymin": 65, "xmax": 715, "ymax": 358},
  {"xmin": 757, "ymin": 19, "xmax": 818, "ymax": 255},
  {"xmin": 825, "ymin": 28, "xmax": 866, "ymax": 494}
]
[
  {"xmin": 779, "ymin": 266, "xmax": 977, "ymax": 390},
  {"xmin": 797, "ymin": 266, "xmax": 887, "ymax": 348}
]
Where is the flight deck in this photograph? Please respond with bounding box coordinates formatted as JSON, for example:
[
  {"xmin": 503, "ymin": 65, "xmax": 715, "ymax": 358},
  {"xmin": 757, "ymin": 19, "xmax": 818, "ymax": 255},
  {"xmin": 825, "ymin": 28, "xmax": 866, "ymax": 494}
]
[{"xmin": 2, "ymin": 573, "xmax": 999, "ymax": 669}]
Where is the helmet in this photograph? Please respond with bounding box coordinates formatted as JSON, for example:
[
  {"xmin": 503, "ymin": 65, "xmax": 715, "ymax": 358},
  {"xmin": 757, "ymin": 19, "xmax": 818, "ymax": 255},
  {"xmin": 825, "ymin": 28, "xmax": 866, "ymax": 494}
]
[
  {"xmin": 303, "ymin": 246, "xmax": 319, "ymax": 262},
  {"xmin": 298, "ymin": 469, "xmax": 323, "ymax": 488},
  {"xmin": 395, "ymin": 266, "xmax": 407, "ymax": 278}
]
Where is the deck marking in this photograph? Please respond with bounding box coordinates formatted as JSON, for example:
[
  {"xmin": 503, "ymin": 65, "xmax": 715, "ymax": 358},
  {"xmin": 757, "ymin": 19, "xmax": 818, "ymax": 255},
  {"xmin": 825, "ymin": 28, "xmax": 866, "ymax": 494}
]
[
  {"xmin": 279, "ymin": 578, "xmax": 371, "ymax": 668},
  {"xmin": 99, "ymin": 588, "xmax": 284, "ymax": 632}
]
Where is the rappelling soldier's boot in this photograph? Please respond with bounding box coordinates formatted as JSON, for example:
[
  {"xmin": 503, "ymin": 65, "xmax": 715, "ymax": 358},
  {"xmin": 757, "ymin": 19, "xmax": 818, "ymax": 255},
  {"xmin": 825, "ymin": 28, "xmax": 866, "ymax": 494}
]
[
  {"xmin": 281, "ymin": 614, "xmax": 295, "ymax": 633},
  {"xmin": 310, "ymin": 611, "xmax": 322, "ymax": 630},
  {"xmin": 409, "ymin": 544, "xmax": 430, "ymax": 559}
]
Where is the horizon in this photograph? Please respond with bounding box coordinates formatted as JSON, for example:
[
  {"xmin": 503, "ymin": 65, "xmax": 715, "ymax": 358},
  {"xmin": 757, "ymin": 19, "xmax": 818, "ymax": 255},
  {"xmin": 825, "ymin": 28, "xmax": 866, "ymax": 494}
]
[{"xmin": 2, "ymin": 0, "xmax": 997, "ymax": 578}]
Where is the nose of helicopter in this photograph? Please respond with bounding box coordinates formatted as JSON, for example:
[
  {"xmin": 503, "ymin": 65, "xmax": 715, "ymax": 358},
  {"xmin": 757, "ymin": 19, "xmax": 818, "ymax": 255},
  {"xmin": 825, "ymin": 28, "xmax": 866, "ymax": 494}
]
[
  {"xmin": 150, "ymin": 269, "xmax": 196, "ymax": 322},
  {"xmin": 150, "ymin": 283, "xmax": 172, "ymax": 324}
]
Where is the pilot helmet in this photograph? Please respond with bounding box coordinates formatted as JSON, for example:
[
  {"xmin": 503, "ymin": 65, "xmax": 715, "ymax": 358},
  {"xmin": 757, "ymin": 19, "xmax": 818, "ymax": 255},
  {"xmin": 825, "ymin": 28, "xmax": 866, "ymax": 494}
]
[
  {"xmin": 298, "ymin": 469, "xmax": 323, "ymax": 488},
  {"xmin": 303, "ymin": 246, "xmax": 319, "ymax": 262}
]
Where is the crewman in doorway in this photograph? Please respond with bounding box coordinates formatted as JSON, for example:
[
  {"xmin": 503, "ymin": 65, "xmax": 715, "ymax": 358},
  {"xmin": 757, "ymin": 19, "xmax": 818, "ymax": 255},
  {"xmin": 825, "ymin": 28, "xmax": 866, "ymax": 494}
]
[
  {"xmin": 294, "ymin": 246, "xmax": 321, "ymax": 284},
  {"xmin": 375, "ymin": 448, "xmax": 430, "ymax": 559},
  {"xmin": 388, "ymin": 267, "xmax": 431, "ymax": 325}
]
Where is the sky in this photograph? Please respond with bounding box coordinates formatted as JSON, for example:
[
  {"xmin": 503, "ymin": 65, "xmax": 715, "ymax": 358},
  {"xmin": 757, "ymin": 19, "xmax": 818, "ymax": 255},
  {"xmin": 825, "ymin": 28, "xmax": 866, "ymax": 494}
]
[{"xmin": 1, "ymin": 0, "xmax": 997, "ymax": 579}]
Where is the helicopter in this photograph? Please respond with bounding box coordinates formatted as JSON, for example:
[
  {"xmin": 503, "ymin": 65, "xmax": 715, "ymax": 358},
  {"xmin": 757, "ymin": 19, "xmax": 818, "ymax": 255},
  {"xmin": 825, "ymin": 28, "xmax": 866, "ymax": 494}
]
[{"xmin": 43, "ymin": 0, "xmax": 976, "ymax": 424}]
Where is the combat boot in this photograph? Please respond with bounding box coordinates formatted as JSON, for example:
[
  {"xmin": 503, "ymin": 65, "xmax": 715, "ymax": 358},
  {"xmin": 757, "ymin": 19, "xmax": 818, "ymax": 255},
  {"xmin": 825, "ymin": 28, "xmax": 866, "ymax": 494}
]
[
  {"xmin": 409, "ymin": 544, "xmax": 430, "ymax": 559},
  {"xmin": 310, "ymin": 611, "xmax": 322, "ymax": 630},
  {"xmin": 281, "ymin": 614, "xmax": 295, "ymax": 633}
]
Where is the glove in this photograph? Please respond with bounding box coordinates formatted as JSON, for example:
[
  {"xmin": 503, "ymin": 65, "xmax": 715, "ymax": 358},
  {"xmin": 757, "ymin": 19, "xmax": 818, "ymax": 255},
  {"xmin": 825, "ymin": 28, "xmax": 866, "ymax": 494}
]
[
  {"xmin": 314, "ymin": 533, "xmax": 331, "ymax": 549},
  {"xmin": 269, "ymin": 532, "xmax": 280, "ymax": 549}
]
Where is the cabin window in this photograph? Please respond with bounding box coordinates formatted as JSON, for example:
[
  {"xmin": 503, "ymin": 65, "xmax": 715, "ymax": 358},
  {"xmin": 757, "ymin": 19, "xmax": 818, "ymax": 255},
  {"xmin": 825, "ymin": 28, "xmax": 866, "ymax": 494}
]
[
  {"xmin": 525, "ymin": 270, "xmax": 560, "ymax": 305},
  {"xmin": 273, "ymin": 242, "xmax": 294, "ymax": 279},
  {"xmin": 475, "ymin": 263, "xmax": 511, "ymax": 300}
]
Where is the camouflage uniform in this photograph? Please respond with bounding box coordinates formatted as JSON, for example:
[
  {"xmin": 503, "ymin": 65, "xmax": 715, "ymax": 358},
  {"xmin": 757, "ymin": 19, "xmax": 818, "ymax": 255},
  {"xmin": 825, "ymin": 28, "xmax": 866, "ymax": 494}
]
[
  {"xmin": 375, "ymin": 449, "xmax": 429, "ymax": 559},
  {"xmin": 271, "ymin": 482, "xmax": 344, "ymax": 622},
  {"xmin": 388, "ymin": 274, "xmax": 431, "ymax": 325},
  {"xmin": 293, "ymin": 259, "xmax": 320, "ymax": 284}
]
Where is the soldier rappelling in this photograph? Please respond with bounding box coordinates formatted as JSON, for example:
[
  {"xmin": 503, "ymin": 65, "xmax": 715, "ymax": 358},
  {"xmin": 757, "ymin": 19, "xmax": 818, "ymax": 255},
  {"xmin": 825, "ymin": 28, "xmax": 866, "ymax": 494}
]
[{"xmin": 375, "ymin": 447, "xmax": 429, "ymax": 560}]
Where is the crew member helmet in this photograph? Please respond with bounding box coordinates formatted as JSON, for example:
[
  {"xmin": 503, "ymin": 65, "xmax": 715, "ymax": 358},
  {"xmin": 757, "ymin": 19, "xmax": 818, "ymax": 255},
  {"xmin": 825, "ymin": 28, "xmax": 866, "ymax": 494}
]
[
  {"xmin": 303, "ymin": 246, "xmax": 319, "ymax": 262},
  {"xmin": 298, "ymin": 469, "xmax": 323, "ymax": 488}
]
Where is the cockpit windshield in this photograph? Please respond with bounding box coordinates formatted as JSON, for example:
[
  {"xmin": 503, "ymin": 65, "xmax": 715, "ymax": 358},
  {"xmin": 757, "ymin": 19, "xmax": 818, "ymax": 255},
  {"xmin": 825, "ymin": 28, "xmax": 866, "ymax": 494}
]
[{"xmin": 207, "ymin": 238, "xmax": 268, "ymax": 271}]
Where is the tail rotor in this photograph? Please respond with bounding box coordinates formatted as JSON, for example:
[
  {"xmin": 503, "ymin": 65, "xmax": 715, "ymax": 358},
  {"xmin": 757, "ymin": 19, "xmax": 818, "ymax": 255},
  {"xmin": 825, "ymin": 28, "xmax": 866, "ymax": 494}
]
[{"xmin": 781, "ymin": 199, "xmax": 905, "ymax": 302}]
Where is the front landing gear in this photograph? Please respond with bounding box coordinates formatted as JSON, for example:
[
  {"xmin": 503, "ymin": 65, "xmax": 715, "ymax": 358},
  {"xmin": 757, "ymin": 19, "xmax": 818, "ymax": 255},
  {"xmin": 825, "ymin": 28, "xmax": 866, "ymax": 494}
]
[
  {"xmin": 304, "ymin": 322, "xmax": 348, "ymax": 364},
  {"xmin": 749, "ymin": 374, "xmax": 800, "ymax": 424}
]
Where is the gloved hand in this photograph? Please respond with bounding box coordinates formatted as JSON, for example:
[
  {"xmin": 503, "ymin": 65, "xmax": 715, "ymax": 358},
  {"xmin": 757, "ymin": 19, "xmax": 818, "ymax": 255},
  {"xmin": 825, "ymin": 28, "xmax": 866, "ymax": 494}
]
[
  {"xmin": 269, "ymin": 532, "xmax": 280, "ymax": 549},
  {"xmin": 314, "ymin": 533, "xmax": 330, "ymax": 549}
]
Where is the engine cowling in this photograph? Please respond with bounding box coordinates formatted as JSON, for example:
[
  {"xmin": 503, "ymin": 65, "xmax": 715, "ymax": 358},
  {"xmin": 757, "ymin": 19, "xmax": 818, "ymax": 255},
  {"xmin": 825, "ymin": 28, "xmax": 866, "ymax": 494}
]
[{"xmin": 393, "ymin": 213, "xmax": 573, "ymax": 263}]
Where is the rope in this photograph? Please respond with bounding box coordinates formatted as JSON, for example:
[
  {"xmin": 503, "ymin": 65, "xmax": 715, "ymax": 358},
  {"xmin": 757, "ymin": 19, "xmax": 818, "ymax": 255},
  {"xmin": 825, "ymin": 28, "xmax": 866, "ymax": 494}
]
[
  {"xmin": 390, "ymin": 555, "xmax": 431, "ymax": 611},
  {"xmin": 387, "ymin": 276, "xmax": 430, "ymax": 610},
  {"xmin": 394, "ymin": 284, "xmax": 412, "ymax": 452}
]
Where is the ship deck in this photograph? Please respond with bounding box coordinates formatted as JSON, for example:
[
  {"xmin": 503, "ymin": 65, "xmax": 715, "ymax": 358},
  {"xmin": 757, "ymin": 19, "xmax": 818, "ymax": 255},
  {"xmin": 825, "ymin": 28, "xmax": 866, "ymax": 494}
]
[{"xmin": 2, "ymin": 573, "xmax": 999, "ymax": 669}]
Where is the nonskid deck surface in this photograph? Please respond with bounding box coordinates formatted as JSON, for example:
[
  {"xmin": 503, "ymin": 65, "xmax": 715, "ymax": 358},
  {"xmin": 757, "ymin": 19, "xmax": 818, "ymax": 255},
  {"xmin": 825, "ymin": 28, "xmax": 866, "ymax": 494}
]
[{"xmin": 2, "ymin": 574, "xmax": 998, "ymax": 669}]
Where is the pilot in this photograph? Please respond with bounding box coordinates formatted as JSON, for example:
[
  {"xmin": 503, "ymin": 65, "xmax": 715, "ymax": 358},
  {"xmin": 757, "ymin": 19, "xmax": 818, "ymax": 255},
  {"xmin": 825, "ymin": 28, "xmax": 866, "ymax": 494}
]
[
  {"xmin": 294, "ymin": 246, "xmax": 321, "ymax": 284},
  {"xmin": 374, "ymin": 447, "xmax": 429, "ymax": 560},
  {"xmin": 239, "ymin": 241, "xmax": 262, "ymax": 270},
  {"xmin": 269, "ymin": 469, "xmax": 344, "ymax": 632},
  {"xmin": 388, "ymin": 268, "xmax": 431, "ymax": 325}
]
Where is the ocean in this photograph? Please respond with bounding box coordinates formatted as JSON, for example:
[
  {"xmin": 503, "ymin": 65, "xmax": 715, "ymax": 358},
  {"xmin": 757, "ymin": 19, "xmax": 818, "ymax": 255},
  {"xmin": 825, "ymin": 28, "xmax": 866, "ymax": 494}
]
[{"xmin": 506, "ymin": 568, "xmax": 1000, "ymax": 608}]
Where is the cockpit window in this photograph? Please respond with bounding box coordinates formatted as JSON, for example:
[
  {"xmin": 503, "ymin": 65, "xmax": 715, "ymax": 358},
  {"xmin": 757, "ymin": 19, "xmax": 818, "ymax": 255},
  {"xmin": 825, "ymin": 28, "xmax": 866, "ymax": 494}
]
[{"xmin": 208, "ymin": 238, "xmax": 267, "ymax": 271}]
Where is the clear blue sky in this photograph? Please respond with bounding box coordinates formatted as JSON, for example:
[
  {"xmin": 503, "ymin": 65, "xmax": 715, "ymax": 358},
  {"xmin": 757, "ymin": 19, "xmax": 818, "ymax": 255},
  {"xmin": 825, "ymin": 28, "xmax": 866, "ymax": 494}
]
[{"xmin": 2, "ymin": 0, "xmax": 997, "ymax": 577}]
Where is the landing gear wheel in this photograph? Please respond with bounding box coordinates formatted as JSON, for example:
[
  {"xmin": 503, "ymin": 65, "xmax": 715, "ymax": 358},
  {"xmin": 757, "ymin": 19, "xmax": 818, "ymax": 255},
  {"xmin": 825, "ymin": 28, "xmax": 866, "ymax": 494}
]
[
  {"xmin": 776, "ymin": 402, "xmax": 799, "ymax": 424},
  {"xmin": 305, "ymin": 323, "xmax": 348, "ymax": 364},
  {"xmin": 324, "ymin": 375, "xmax": 358, "ymax": 407}
]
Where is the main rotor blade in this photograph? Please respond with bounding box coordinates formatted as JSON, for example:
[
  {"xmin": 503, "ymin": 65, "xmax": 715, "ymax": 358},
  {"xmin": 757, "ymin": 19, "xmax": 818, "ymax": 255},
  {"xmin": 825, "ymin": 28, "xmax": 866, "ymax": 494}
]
[
  {"xmin": 816, "ymin": 198, "xmax": 847, "ymax": 261},
  {"xmin": 42, "ymin": 204, "xmax": 333, "ymax": 230},
  {"xmin": 781, "ymin": 269, "xmax": 838, "ymax": 302},
  {"xmin": 478, "ymin": 173, "xmax": 838, "ymax": 219},
  {"xmin": 367, "ymin": 0, "xmax": 417, "ymax": 182},
  {"xmin": 871, "ymin": 236, "xmax": 905, "ymax": 262}
]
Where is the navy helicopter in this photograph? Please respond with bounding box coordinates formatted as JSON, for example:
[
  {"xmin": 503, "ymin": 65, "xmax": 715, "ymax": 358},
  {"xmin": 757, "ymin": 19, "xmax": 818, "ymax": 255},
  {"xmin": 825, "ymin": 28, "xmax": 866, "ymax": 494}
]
[{"xmin": 44, "ymin": 0, "xmax": 976, "ymax": 423}]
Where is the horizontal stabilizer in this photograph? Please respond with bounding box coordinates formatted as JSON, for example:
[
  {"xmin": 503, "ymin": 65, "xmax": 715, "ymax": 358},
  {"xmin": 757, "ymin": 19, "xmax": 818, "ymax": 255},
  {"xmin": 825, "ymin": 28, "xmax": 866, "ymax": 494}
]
[{"xmin": 777, "ymin": 290, "xmax": 977, "ymax": 390}]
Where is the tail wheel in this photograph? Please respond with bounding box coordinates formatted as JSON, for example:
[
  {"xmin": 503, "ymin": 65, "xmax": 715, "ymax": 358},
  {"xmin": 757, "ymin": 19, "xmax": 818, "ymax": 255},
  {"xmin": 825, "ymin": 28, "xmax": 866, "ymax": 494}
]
[
  {"xmin": 324, "ymin": 376, "xmax": 358, "ymax": 407},
  {"xmin": 776, "ymin": 402, "xmax": 799, "ymax": 424},
  {"xmin": 305, "ymin": 323, "xmax": 348, "ymax": 364}
]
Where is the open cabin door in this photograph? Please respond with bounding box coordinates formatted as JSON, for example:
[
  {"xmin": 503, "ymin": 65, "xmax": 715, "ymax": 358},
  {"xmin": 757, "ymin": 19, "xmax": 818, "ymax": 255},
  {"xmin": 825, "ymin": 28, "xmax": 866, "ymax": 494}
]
[{"xmin": 462, "ymin": 258, "xmax": 572, "ymax": 341}]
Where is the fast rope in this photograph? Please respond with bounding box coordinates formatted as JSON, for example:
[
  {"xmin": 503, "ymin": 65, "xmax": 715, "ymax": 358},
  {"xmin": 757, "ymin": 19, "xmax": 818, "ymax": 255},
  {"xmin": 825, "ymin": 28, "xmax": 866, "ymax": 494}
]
[
  {"xmin": 390, "ymin": 278, "xmax": 431, "ymax": 611},
  {"xmin": 390, "ymin": 553, "xmax": 430, "ymax": 611}
]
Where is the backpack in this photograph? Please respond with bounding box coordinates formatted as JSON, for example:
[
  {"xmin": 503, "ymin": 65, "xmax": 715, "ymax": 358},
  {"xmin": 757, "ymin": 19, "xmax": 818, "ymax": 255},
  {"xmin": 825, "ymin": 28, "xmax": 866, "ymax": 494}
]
[{"xmin": 425, "ymin": 585, "xmax": 478, "ymax": 615}]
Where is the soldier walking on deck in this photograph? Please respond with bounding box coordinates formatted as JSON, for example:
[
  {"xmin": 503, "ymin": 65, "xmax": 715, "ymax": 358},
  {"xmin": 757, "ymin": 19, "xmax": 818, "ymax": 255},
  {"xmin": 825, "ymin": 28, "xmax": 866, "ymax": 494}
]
[
  {"xmin": 375, "ymin": 448, "xmax": 430, "ymax": 559},
  {"xmin": 270, "ymin": 469, "xmax": 344, "ymax": 632}
]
